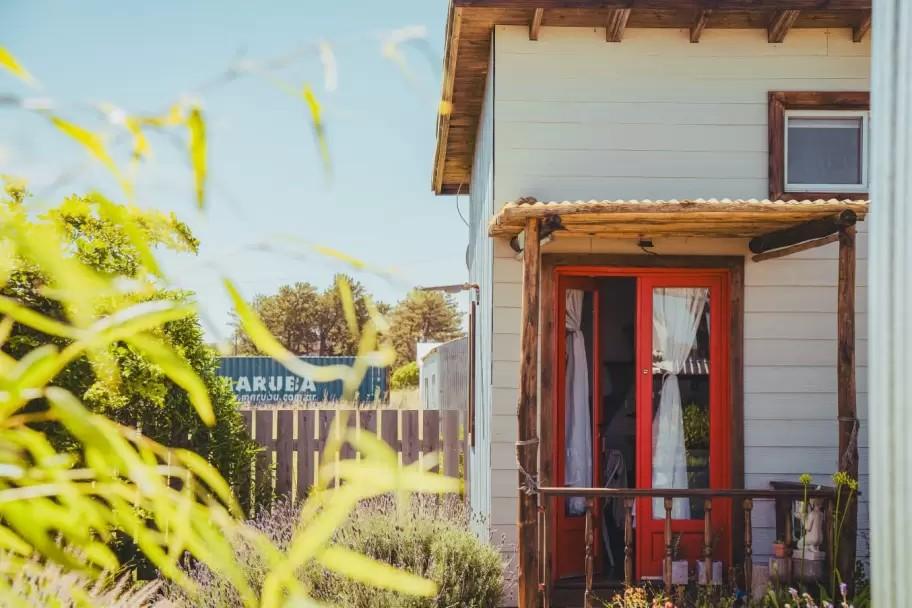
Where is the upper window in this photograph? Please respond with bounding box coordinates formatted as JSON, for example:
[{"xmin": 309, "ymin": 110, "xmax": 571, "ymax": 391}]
[{"xmin": 769, "ymin": 92, "xmax": 870, "ymax": 200}]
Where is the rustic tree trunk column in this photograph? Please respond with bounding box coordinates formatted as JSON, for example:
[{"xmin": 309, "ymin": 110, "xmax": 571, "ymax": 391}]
[
  {"xmin": 517, "ymin": 218, "xmax": 541, "ymax": 608},
  {"xmin": 837, "ymin": 224, "xmax": 858, "ymax": 594}
]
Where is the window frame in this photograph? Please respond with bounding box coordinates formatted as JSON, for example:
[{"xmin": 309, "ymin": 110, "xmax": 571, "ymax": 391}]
[{"xmin": 768, "ymin": 91, "xmax": 870, "ymax": 201}]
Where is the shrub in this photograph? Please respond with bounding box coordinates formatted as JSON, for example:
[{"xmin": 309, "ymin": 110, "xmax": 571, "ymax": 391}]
[
  {"xmin": 167, "ymin": 496, "xmax": 504, "ymax": 608},
  {"xmin": 391, "ymin": 361, "xmax": 419, "ymax": 390}
]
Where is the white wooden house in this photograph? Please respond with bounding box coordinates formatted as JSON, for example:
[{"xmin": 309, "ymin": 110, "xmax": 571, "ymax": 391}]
[{"xmin": 432, "ymin": 2, "xmax": 871, "ymax": 606}]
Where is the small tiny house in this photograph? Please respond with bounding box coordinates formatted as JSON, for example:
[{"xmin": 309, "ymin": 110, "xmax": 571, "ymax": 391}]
[
  {"xmin": 419, "ymin": 337, "xmax": 469, "ymax": 410},
  {"xmin": 432, "ymin": 2, "xmax": 871, "ymax": 606}
]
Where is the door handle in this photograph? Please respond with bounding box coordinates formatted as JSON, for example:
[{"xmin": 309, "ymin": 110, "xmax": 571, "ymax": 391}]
[{"xmin": 642, "ymin": 368, "xmax": 649, "ymax": 375}]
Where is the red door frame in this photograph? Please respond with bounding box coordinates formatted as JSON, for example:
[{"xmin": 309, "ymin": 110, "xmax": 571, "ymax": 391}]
[{"xmin": 550, "ymin": 266, "xmax": 733, "ymax": 583}]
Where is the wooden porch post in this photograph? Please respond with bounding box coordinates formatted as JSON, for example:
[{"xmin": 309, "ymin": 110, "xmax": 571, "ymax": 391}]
[
  {"xmin": 836, "ymin": 224, "xmax": 858, "ymax": 593},
  {"xmin": 517, "ymin": 218, "xmax": 541, "ymax": 608}
]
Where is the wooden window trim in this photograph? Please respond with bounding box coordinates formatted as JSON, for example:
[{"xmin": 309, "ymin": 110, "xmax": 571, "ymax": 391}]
[{"xmin": 768, "ymin": 91, "xmax": 871, "ymax": 201}]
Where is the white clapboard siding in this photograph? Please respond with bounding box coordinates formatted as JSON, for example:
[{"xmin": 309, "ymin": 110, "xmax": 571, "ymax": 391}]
[
  {"xmin": 480, "ymin": 26, "xmax": 871, "ymax": 588},
  {"xmin": 467, "ymin": 54, "xmax": 495, "ymax": 539}
]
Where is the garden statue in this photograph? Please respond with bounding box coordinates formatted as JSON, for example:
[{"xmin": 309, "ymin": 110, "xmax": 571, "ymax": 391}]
[{"xmin": 798, "ymin": 497, "xmax": 826, "ymax": 558}]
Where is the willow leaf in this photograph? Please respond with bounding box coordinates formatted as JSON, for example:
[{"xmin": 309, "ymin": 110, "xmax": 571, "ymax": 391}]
[
  {"xmin": 187, "ymin": 106, "xmax": 206, "ymax": 209},
  {"xmin": 0, "ymin": 47, "xmax": 33, "ymax": 85},
  {"xmin": 301, "ymin": 85, "xmax": 331, "ymax": 175},
  {"xmin": 318, "ymin": 546, "xmax": 437, "ymax": 596},
  {"xmin": 224, "ymin": 278, "xmax": 350, "ymax": 383},
  {"xmin": 49, "ymin": 117, "xmax": 130, "ymax": 197},
  {"xmin": 173, "ymin": 448, "xmax": 241, "ymax": 516},
  {"xmin": 0, "ymin": 297, "xmax": 77, "ymax": 339}
]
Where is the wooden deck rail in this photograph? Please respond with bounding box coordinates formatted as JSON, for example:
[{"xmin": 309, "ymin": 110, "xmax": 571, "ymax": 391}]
[{"xmin": 537, "ymin": 486, "xmax": 837, "ymax": 607}]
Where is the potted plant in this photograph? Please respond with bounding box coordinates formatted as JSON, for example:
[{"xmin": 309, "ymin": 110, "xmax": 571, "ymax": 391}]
[
  {"xmin": 670, "ymin": 533, "xmax": 689, "ymax": 585},
  {"xmin": 772, "ymin": 539, "xmax": 787, "ymax": 558}
]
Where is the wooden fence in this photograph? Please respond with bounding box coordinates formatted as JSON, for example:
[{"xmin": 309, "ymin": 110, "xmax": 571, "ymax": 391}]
[{"xmin": 239, "ymin": 408, "xmax": 466, "ymax": 504}]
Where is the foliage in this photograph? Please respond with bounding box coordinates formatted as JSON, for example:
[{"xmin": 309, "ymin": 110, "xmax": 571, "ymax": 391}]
[
  {"xmin": 0, "ymin": 44, "xmax": 461, "ymax": 608},
  {"xmin": 762, "ymin": 582, "xmax": 868, "ymax": 608},
  {"xmin": 1, "ymin": 195, "xmax": 258, "ymax": 503},
  {"xmin": 168, "ymin": 495, "xmax": 504, "ymax": 608},
  {"xmin": 602, "ymin": 585, "xmax": 673, "ymax": 608},
  {"xmin": 0, "ymin": 551, "xmax": 168, "ymax": 608},
  {"xmin": 391, "ymin": 361, "xmax": 419, "ymax": 390},
  {"xmin": 682, "ymin": 403, "xmax": 709, "ymax": 450},
  {"xmin": 389, "ymin": 290, "xmax": 463, "ymax": 367},
  {"xmin": 231, "ymin": 275, "xmax": 390, "ymax": 357}
]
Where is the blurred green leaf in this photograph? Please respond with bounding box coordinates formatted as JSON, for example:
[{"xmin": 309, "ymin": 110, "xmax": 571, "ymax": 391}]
[
  {"xmin": 318, "ymin": 546, "xmax": 437, "ymax": 596},
  {"xmin": 301, "ymin": 85, "xmax": 331, "ymax": 176},
  {"xmin": 224, "ymin": 278, "xmax": 352, "ymax": 383},
  {"xmin": 187, "ymin": 106, "xmax": 206, "ymax": 209},
  {"xmin": 0, "ymin": 47, "xmax": 34, "ymax": 85},
  {"xmin": 49, "ymin": 117, "xmax": 131, "ymax": 198}
]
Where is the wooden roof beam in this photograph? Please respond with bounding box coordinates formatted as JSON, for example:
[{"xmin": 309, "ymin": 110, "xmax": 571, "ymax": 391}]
[
  {"xmin": 530, "ymin": 7, "xmax": 544, "ymax": 40},
  {"xmin": 748, "ymin": 210, "xmax": 857, "ymax": 254},
  {"xmin": 768, "ymin": 9, "xmax": 801, "ymax": 43},
  {"xmin": 854, "ymin": 11, "xmax": 872, "ymax": 42},
  {"xmin": 606, "ymin": 8, "xmax": 631, "ymax": 42},
  {"xmin": 690, "ymin": 9, "xmax": 712, "ymax": 43}
]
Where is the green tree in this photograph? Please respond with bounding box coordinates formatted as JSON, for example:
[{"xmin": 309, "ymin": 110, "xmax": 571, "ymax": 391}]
[
  {"xmin": 233, "ymin": 274, "xmax": 389, "ymax": 356},
  {"xmin": 2, "ymin": 195, "xmax": 258, "ymax": 494},
  {"xmin": 389, "ymin": 290, "xmax": 463, "ymax": 367},
  {"xmin": 232, "ymin": 282, "xmax": 321, "ymax": 355}
]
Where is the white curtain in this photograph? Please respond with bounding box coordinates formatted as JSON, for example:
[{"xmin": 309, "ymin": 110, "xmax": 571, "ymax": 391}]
[
  {"xmin": 565, "ymin": 289, "xmax": 591, "ymax": 515},
  {"xmin": 652, "ymin": 287, "xmax": 709, "ymax": 519}
]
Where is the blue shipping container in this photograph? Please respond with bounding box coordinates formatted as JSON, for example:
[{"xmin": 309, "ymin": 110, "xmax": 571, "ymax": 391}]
[{"xmin": 218, "ymin": 356, "xmax": 388, "ymax": 405}]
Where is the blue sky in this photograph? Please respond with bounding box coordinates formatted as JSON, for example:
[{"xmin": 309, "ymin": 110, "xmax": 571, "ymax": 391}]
[{"xmin": 0, "ymin": 0, "xmax": 467, "ymax": 342}]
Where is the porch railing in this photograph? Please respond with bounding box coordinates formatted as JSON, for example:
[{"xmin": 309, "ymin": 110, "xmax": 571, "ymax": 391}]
[{"xmin": 537, "ymin": 486, "xmax": 837, "ymax": 607}]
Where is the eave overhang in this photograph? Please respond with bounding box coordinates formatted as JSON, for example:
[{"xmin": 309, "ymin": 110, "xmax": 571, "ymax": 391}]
[{"xmin": 431, "ymin": 0, "xmax": 874, "ymax": 195}]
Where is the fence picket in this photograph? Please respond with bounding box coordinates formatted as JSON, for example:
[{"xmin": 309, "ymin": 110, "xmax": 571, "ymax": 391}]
[
  {"xmin": 423, "ymin": 410, "xmax": 440, "ymax": 472},
  {"xmin": 317, "ymin": 410, "xmax": 335, "ymax": 486},
  {"xmin": 442, "ymin": 410, "xmax": 459, "ymax": 478},
  {"xmin": 401, "ymin": 410, "xmax": 420, "ymax": 466},
  {"xmin": 380, "ymin": 410, "xmax": 399, "ymax": 460},
  {"xmin": 275, "ymin": 409, "xmax": 294, "ymax": 497},
  {"xmin": 296, "ymin": 410, "xmax": 315, "ymax": 500}
]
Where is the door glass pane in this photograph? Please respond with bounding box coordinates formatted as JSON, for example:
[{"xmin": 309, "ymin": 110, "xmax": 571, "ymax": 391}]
[
  {"xmin": 787, "ymin": 116, "xmax": 863, "ymax": 186},
  {"xmin": 651, "ymin": 287, "xmax": 710, "ymax": 520}
]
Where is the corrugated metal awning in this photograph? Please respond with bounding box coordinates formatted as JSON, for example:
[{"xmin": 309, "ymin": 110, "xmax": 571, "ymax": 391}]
[{"xmin": 488, "ymin": 197, "xmax": 870, "ymax": 239}]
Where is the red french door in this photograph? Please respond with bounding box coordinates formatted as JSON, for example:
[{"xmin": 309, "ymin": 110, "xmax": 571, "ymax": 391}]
[
  {"xmin": 554, "ymin": 276, "xmax": 602, "ymax": 579},
  {"xmin": 552, "ymin": 267, "xmax": 732, "ymax": 582},
  {"xmin": 635, "ymin": 271, "xmax": 732, "ymax": 578}
]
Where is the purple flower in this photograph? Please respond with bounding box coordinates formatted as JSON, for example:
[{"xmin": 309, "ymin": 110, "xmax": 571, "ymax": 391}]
[
  {"xmin": 840, "ymin": 582, "xmax": 848, "ymax": 599},
  {"xmin": 789, "ymin": 587, "xmax": 800, "ymax": 601}
]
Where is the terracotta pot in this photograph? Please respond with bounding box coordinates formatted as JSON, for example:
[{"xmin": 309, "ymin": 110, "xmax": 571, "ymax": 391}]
[{"xmin": 772, "ymin": 543, "xmax": 787, "ymax": 558}]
